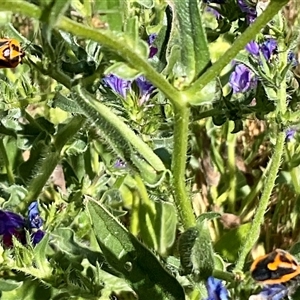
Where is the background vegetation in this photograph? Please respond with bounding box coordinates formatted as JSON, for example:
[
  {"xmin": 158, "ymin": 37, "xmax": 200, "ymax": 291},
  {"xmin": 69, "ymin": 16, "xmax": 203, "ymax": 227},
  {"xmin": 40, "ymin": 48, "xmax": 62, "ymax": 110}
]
[{"xmin": 0, "ymin": 0, "xmax": 299, "ymax": 299}]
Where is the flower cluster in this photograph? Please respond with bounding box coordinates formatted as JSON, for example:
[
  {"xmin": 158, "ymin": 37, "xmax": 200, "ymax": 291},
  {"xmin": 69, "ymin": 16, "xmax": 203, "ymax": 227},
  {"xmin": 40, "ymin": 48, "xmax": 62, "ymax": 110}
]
[
  {"xmin": 246, "ymin": 39, "xmax": 277, "ymax": 61},
  {"xmin": 103, "ymin": 34, "xmax": 157, "ymax": 105},
  {"xmin": 229, "ymin": 38, "xmax": 278, "ymax": 94},
  {"xmin": 0, "ymin": 201, "xmax": 44, "ymax": 248}
]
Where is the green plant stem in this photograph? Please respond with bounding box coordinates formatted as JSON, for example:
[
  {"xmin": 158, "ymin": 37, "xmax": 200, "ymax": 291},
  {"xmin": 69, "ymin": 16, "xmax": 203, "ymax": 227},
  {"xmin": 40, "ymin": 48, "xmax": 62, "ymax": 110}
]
[
  {"xmin": 212, "ymin": 269, "xmax": 235, "ymax": 283},
  {"xmin": 172, "ymin": 105, "xmax": 196, "ymax": 229},
  {"xmin": 234, "ymin": 132, "xmax": 285, "ymax": 272},
  {"xmin": 234, "ymin": 3, "xmax": 289, "ymax": 273},
  {"xmin": 185, "ymin": 0, "xmax": 289, "ymax": 98},
  {"xmin": 290, "ymin": 167, "xmax": 300, "ymax": 194},
  {"xmin": 276, "ymin": 38, "xmax": 287, "ymax": 116},
  {"xmin": 0, "ymin": 138, "xmax": 14, "ymax": 185},
  {"xmin": 226, "ymin": 124, "xmax": 237, "ymax": 212},
  {"xmin": 19, "ymin": 116, "xmax": 86, "ymax": 211}
]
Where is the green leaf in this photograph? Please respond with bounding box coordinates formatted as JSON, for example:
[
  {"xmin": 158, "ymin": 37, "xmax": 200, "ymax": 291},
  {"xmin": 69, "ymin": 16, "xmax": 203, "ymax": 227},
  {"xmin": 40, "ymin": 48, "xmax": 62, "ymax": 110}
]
[
  {"xmin": 178, "ymin": 219, "xmax": 215, "ymax": 280},
  {"xmin": 139, "ymin": 200, "xmax": 177, "ymax": 256},
  {"xmin": 1, "ymin": 279, "xmax": 50, "ymax": 300},
  {"xmin": 105, "ymin": 62, "xmax": 141, "ymax": 80},
  {"xmin": 86, "ymin": 197, "xmax": 185, "ymax": 300},
  {"xmin": 49, "ymin": 92, "xmax": 83, "ymax": 114},
  {"xmin": 214, "ymin": 223, "xmax": 252, "ymax": 262},
  {"xmin": 214, "ymin": 254, "xmax": 226, "ymax": 271},
  {"xmin": 93, "ymin": 0, "xmax": 125, "ymax": 32},
  {"xmin": 168, "ymin": 0, "xmax": 210, "ymax": 86},
  {"xmin": 49, "ymin": 228, "xmax": 119, "ymax": 276},
  {"xmin": 1, "ymin": 184, "xmax": 27, "ymax": 209},
  {"xmin": 197, "ymin": 212, "xmax": 221, "ymax": 223},
  {"xmin": 71, "ymin": 0, "xmax": 91, "ymax": 18},
  {"xmin": 33, "ymin": 233, "xmax": 52, "ymax": 275},
  {"xmin": 40, "ymin": 0, "xmax": 71, "ymax": 28},
  {"xmin": 0, "ymin": 279, "xmax": 22, "ymax": 292},
  {"xmin": 135, "ymin": 0, "xmax": 154, "ymax": 8},
  {"xmin": 188, "ymin": 80, "xmax": 217, "ymax": 105}
]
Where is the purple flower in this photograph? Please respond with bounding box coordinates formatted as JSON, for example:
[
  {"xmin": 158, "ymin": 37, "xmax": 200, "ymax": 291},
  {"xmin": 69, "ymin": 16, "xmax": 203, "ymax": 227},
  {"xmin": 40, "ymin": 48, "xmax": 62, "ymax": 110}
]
[
  {"xmin": 147, "ymin": 34, "xmax": 158, "ymax": 58},
  {"xmin": 114, "ymin": 159, "xmax": 127, "ymax": 168},
  {"xmin": 286, "ymin": 128, "xmax": 296, "ymax": 142},
  {"xmin": 260, "ymin": 39, "xmax": 277, "ymax": 61},
  {"xmin": 0, "ymin": 202, "xmax": 44, "ymax": 247},
  {"xmin": 229, "ymin": 64, "xmax": 257, "ymax": 93},
  {"xmin": 0, "ymin": 211, "xmax": 26, "ymax": 247},
  {"xmin": 238, "ymin": 0, "xmax": 257, "ymax": 23},
  {"xmin": 136, "ymin": 75, "xmax": 155, "ymax": 105},
  {"xmin": 103, "ymin": 35, "xmax": 156, "ymax": 104},
  {"xmin": 246, "ymin": 41, "xmax": 260, "ymax": 56},
  {"xmin": 250, "ymin": 284, "xmax": 288, "ymax": 300},
  {"xmin": 246, "ymin": 39, "xmax": 278, "ymax": 63},
  {"xmin": 103, "ymin": 74, "xmax": 132, "ymax": 98},
  {"xmin": 204, "ymin": 276, "xmax": 229, "ymax": 300}
]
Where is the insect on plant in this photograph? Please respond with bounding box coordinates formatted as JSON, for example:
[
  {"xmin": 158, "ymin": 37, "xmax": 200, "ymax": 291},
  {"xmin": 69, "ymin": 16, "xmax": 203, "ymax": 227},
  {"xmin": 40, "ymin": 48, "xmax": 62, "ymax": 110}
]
[
  {"xmin": 251, "ymin": 249, "xmax": 300, "ymax": 285},
  {"xmin": 0, "ymin": 37, "xmax": 25, "ymax": 68}
]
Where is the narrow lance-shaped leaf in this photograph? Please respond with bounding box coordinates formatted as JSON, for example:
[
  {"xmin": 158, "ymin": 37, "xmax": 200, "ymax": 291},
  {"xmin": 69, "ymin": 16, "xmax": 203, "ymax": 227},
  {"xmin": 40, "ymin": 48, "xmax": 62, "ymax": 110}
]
[
  {"xmin": 167, "ymin": 0, "xmax": 210, "ymax": 86},
  {"xmin": 86, "ymin": 196, "xmax": 185, "ymax": 300}
]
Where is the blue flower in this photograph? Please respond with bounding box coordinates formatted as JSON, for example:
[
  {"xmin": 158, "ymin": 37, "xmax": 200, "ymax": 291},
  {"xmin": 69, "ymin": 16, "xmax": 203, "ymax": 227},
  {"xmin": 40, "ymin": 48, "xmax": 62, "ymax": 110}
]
[
  {"xmin": 250, "ymin": 284, "xmax": 288, "ymax": 300},
  {"xmin": 204, "ymin": 276, "xmax": 229, "ymax": 300},
  {"xmin": 0, "ymin": 202, "xmax": 44, "ymax": 247},
  {"xmin": 229, "ymin": 64, "xmax": 257, "ymax": 93},
  {"xmin": 28, "ymin": 201, "xmax": 43, "ymax": 229},
  {"xmin": 103, "ymin": 74, "xmax": 132, "ymax": 98},
  {"xmin": 32, "ymin": 230, "xmax": 45, "ymax": 245}
]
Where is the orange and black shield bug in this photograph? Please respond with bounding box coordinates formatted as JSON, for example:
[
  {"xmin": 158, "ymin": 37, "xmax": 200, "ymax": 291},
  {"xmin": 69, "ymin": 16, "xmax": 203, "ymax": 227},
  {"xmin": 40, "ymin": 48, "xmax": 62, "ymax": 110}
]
[
  {"xmin": 250, "ymin": 249, "xmax": 300, "ymax": 285},
  {"xmin": 0, "ymin": 38, "xmax": 25, "ymax": 69}
]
